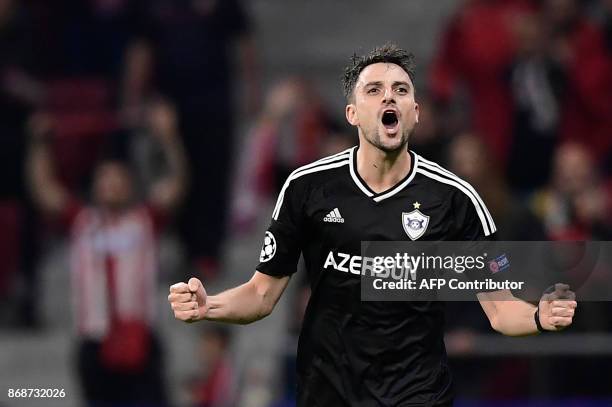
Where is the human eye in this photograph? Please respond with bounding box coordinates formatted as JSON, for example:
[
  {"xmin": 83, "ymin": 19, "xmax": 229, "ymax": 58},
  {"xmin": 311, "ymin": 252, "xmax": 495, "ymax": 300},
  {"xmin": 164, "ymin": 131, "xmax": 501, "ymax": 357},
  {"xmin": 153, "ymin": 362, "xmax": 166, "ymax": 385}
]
[
  {"xmin": 367, "ymin": 87, "xmax": 380, "ymax": 95},
  {"xmin": 395, "ymin": 86, "xmax": 408, "ymax": 94}
]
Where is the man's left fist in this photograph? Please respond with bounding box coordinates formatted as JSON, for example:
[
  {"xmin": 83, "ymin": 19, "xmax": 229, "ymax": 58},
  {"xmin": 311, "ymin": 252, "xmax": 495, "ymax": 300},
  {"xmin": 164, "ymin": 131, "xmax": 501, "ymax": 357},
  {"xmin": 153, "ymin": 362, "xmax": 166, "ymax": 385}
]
[{"xmin": 538, "ymin": 283, "xmax": 577, "ymax": 331}]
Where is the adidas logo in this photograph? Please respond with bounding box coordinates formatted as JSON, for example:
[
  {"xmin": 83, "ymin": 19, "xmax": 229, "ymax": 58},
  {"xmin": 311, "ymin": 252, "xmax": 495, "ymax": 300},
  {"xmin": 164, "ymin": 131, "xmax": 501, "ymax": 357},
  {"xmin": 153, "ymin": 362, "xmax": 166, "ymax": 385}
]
[{"xmin": 323, "ymin": 208, "xmax": 345, "ymax": 223}]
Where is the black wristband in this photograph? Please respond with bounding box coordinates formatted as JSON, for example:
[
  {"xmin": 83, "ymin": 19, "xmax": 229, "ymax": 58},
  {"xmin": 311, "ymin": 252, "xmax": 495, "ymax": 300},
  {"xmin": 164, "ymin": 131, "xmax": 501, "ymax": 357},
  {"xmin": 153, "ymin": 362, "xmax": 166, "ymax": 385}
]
[{"xmin": 534, "ymin": 307, "xmax": 546, "ymax": 333}]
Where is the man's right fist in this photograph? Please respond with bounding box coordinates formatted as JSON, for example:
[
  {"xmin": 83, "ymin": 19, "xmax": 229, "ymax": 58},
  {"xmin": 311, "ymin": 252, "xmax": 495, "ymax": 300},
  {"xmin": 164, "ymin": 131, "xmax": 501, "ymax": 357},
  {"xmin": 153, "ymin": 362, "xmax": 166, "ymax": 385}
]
[{"xmin": 168, "ymin": 277, "xmax": 207, "ymax": 322}]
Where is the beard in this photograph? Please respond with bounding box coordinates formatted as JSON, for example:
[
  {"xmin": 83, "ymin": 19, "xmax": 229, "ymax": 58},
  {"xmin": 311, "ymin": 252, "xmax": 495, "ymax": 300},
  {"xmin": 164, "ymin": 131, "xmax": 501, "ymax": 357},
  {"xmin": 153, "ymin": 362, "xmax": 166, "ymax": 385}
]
[{"xmin": 361, "ymin": 125, "xmax": 415, "ymax": 153}]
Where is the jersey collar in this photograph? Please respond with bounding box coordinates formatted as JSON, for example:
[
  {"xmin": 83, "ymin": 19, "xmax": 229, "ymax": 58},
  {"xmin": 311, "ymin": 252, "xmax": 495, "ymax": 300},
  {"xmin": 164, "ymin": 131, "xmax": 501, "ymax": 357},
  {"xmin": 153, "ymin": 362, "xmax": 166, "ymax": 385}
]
[{"xmin": 349, "ymin": 146, "xmax": 418, "ymax": 202}]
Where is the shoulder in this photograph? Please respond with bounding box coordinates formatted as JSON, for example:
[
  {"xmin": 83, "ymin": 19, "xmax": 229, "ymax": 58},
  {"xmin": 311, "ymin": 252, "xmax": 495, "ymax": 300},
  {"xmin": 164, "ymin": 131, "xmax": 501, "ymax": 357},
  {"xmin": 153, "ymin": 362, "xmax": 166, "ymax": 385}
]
[
  {"xmin": 281, "ymin": 148, "xmax": 352, "ymax": 190},
  {"xmin": 271, "ymin": 148, "xmax": 352, "ymax": 220},
  {"xmin": 413, "ymin": 152, "xmax": 478, "ymax": 199},
  {"xmin": 413, "ymin": 152, "xmax": 497, "ymax": 236}
]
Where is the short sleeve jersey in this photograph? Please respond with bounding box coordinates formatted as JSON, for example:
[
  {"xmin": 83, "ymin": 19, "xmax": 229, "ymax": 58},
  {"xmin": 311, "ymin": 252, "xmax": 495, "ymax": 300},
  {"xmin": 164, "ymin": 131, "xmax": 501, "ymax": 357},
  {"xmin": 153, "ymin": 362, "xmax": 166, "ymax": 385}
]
[{"xmin": 256, "ymin": 146, "xmax": 496, "ymax": 407}]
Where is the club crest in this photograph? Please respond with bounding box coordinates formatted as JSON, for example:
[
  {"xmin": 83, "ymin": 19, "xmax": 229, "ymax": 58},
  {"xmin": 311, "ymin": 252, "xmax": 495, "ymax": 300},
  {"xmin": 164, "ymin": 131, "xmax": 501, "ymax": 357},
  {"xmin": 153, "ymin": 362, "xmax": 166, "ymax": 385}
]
[{"xmin": 402, "ymin": 209, "xmax": 430, "ymax": 240}]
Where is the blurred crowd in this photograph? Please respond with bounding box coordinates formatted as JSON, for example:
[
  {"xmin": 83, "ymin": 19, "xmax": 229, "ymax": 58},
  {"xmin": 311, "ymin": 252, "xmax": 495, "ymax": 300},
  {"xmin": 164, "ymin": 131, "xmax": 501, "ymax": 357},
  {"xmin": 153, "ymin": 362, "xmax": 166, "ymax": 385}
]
[
  {"xmin": 426, "ymin": 0, "xmax": 612, "ymax": 241},
  {"xmin": 0, "ymin": 0, "xmax": 610, "ymax": 406}
]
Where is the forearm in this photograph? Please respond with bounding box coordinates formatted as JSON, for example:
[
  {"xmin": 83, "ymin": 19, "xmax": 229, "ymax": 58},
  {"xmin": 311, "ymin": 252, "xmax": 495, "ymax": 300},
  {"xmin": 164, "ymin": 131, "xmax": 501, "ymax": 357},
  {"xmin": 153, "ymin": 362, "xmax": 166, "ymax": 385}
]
[
  {"xmin": 478, "ymin": 290, "xmax": 538, "ymax": 336},
  {"xmin": 203, "ymin": 280, "xmax": 275, "ymax": 325},
  {"xmin": 160, "ymin": 136, "xmax": 187, "ymax": 186},
  {"xmin": 489, "ymin": 300, "xmax": 538, "ymax": 337},
  {"xmin": 27, "ymin": 137, "xmax": 68, "ymax": 214},
  {"xmin": 149, "ymin": 136, "xmax": 188, "ymax": 210},
  {"xmin": 169, "ymin": 272, "xmax": 289, "ymax": 325},
  {"xmin": 121, "ymin": 39, "xmax": 153, "ymax": 106}
]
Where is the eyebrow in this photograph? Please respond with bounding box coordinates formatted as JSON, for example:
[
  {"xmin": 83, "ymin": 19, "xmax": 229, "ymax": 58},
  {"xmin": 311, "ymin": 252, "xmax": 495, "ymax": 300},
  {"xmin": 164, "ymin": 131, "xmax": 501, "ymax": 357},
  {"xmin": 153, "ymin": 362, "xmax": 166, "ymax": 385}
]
[{"xmin": 363, "ymin": 81, "xmax": 412, "ymax": 89}]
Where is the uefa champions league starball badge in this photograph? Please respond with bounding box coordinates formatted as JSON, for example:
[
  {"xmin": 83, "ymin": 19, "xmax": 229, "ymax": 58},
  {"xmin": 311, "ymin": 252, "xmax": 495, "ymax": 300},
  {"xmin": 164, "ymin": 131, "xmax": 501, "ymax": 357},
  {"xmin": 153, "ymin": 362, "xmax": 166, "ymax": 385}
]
[{"xmin": 260, "ymin": 231, "xmax": 277, "ymax": 262}]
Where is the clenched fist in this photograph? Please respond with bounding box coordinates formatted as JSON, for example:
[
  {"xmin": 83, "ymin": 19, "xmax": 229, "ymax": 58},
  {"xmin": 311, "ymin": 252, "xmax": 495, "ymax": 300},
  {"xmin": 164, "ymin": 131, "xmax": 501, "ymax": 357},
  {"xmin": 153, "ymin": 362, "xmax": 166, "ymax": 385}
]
[
  {"xmin": 168, "ymin": 277, "xmax": 207, "ymax": 322},
  {"xmin": 538, "ymin": 283, "xmax": 577, "ymax": 331}
]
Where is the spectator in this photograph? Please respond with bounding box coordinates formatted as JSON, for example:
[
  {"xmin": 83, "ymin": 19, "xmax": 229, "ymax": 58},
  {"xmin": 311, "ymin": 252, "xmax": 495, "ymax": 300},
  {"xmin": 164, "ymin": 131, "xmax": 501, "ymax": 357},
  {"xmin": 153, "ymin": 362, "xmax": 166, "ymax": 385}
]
[
  {"xmin": 0, "ymin": 0, "xmax": 45, "ymax": 328},
  {"xmin": 507, "ymin": 11, "xmax": 566, "ymax": 192},
  {"xmin": 231, "ymin": 78, "xmax": 333, "ymax": 233},
  {"xmin": 531, "ymin": 142, "xmax": 612, "ymax": 240},
  {"xmin": 409, "ymin": 96, "xmax": 451, "ymax": 165},
  {"xmin": 429, "ymin": 0, "xmax": 535, "ymax": 167},
  {"xmin": 448, "ymin": 132, "xmax": 547, "ymax": 241},
  {"xmin": 189, "ymin": 326, "xmax": 235, "ymax": 407},
  {"xmin": 319, "ymin": 121, "xmax": 355, "ymax": 159},
  {"xmin": 26, "ymin": 99, "xmax": 186, "ymax": 406},
  {"xmin": 122, "ymin": 0, "xmax": 260, "ymax": 278},
  {"xmin": 543, "ymin": 0, "xmax": 612, "ymax": 162}
]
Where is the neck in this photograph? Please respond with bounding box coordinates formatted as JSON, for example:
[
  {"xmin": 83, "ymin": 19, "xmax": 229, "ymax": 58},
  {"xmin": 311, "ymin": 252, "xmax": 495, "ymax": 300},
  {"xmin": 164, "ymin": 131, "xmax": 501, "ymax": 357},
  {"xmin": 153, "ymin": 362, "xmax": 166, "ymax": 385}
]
[{"xmin": 356, "ymin": 140, "xmax": 412, "ymax": 194}]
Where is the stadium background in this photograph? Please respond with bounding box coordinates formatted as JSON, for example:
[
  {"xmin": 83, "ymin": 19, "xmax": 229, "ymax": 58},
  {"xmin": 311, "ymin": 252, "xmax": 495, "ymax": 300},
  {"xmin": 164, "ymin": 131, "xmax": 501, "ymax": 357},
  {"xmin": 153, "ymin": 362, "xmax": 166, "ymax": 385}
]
[{"xmin": 0, "ymin": 0, "xmax": 611, "ymax": 406}]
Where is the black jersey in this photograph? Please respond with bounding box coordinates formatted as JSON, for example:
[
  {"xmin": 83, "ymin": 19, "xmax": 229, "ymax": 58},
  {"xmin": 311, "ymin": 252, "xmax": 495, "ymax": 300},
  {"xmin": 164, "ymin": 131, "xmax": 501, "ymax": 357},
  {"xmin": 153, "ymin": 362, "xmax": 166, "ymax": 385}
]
[{"xmin": 256, "ymin": 146, "xmax": 496, "ymax": 407}]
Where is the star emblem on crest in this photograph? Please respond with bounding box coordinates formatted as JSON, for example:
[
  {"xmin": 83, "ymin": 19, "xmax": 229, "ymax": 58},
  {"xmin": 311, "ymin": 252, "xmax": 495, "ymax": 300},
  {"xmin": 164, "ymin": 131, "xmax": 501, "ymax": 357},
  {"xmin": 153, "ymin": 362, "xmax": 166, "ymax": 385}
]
[{"xmin": 413, "ymin": 201, "xmax": 421, "ymax": 209}]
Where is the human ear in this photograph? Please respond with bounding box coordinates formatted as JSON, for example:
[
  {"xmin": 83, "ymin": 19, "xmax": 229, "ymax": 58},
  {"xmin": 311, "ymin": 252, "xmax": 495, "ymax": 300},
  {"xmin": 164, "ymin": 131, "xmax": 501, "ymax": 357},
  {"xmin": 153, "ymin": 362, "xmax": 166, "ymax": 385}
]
[{"xmin": 346, "ymin": 104, "xmax": 358, "ymax": 126}]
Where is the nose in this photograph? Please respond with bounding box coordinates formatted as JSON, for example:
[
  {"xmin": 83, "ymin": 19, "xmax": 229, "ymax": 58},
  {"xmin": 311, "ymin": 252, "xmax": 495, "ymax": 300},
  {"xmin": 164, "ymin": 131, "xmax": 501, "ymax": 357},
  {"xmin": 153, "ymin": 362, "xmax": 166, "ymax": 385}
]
[{"xmin": 382, "ymin": 87, "xmax": 395, "ymax": 104}]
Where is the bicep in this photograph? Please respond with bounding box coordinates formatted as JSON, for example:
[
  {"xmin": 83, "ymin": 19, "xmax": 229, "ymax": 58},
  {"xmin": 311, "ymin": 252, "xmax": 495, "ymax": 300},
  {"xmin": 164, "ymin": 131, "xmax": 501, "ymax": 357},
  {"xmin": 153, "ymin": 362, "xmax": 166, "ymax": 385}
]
[{"xmin": 256, "ymin": 179, "xmax": 307, "ymax": 277}]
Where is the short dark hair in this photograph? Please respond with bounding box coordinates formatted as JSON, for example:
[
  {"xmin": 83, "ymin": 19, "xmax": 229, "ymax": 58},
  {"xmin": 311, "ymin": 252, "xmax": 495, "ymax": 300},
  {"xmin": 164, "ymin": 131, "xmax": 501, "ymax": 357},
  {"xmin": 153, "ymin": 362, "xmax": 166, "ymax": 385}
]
[{"xmin": 342, "ymin": 44, "xmax": 416, "ymax": 102}]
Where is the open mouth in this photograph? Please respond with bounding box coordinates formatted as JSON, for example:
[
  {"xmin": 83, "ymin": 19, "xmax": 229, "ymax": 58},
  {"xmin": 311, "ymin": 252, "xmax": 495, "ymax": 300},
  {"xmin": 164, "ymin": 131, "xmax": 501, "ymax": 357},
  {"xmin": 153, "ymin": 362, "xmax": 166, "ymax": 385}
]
[{"xmin": 381, "ymin": 110, "xmax": 399, "ymax": 130}]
